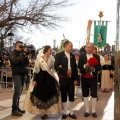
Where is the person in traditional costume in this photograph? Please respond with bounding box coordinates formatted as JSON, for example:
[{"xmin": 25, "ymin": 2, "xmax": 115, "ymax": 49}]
[
  {"xmin": 54, "ymin": 40, "xmax": 78, "ymax": 119},
  {"xmin": 23, "ymin": 45, "xmax": 63, "ymax": 119},
  {"xmin": 101, "ymin": 54, "xmax": 114, "ymax": 92},
  {"xmin": 78, "ymin": 42, "xmax": 101, "ymax": 118}
]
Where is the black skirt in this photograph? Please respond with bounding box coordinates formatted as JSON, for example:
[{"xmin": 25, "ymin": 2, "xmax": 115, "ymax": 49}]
[{"xmin": 30, "ymin": 69, "xmax": 60, "ymax": 110}]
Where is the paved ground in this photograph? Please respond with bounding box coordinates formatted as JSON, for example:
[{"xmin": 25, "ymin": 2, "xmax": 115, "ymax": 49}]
[{"xmin": 0, "ymin": 88, "xmax": 114, "ymax": 120}]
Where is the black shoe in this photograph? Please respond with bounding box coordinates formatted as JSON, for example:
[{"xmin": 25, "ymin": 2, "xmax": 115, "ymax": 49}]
[
  {"xmin": 62, "ymin": 114, "xmax": 68, "ymax": 119},
  {"xmin": 41, "ymin": 115, "xmax": 47, "ymax": 119},
  {"xmin": 69, "ymin": 114, "xmax": 77, "ymax": 119},
  {"xmin": 18, "ymin": 108, "xmax": 25, "ymax": 114},
  {"xmin": 41, "ymin": 116, "xmax": 45, "ymax": 119},
  {"xmin": 11, "ymin": 111, "xmax": 23, "ymax": 116},
  {"xmin": 84, "ymin": 112, "xmax": 90, "ymax": 117},
  {"xmin": 92, "ymin": 112, "xmax": 97, "ymax": 118}
]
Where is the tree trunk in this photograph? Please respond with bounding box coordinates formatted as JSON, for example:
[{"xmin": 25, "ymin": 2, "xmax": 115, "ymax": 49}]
[{"xmin": 114, "ymin": 0, "xmax": 120, "ymax": 120}]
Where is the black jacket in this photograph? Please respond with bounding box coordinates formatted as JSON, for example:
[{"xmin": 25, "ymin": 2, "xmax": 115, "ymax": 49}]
[
  {"xmin": 9, "ymin": 49, "xmax": 29, "ymax": 75},
  {"xmin": 78, "ymin": 53, "xmax": 101, "ymax": 77},
  {"xmin": 54, "ymin": 51, "xmax": 78, "ymax": 81}
]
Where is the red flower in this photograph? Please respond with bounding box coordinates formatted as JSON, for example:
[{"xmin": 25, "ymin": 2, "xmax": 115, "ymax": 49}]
[{"xmin": 88, "ymin": 57, "xmax": 98, "ymax": 66}]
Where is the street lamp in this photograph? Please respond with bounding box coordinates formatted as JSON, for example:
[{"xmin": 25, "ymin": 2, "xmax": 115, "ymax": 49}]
[
  {"xmin": 0, "ymin": 33, "xmax": 4, "ymax": 50},
  {"xmin": 75, "ymin": 40, "xmax": 80, "ymax": 49},
  {"xmin": 7, "ymin": 32, "xmax": 14, "ymax": 51},
  {"xmin": 53, "ymin": 39, "xmax": 56, "ymax": 49}
]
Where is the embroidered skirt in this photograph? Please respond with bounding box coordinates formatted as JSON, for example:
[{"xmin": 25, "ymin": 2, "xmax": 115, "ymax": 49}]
[{"xmin": 23, "ymin": 69, "xmax": 63, "ymax": 114}]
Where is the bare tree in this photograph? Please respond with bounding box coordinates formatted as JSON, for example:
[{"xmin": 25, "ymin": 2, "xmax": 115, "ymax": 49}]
[{"xmin": 0, "ymin": 0, "xmax": 73, "ymax": 39}]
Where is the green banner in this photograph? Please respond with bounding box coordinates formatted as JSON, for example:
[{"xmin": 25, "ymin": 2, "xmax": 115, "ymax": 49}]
[
  {"xmin": 94, "ymin": 21, "xmax": 108, "ymax": 48},
  {"xmin": 58, "ymin": 39, "xmax": 65, "ymax": 53}
]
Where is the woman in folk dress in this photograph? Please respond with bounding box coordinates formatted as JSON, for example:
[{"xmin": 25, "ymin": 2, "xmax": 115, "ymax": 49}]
[
  {"xmin": 23, "ymin": 46, "xmax": 63, "ymax": 119},
  {"xmin": 101, "ymin": 54, "xmax": 114, "ymax": 92}
]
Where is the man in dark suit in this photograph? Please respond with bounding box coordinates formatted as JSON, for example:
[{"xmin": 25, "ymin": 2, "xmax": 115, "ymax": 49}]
[
  {"xmin": 78, "ymin": 42, "xmax": 101, "ymax": 118},
  {"xmin": 54, "ymin": 40, "xmax": 78, "ymax": 119}
]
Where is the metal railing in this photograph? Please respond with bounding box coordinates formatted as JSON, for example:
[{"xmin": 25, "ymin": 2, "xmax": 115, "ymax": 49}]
[{"xmin": 0, "ymin": 67, "xmax": 33, "ymax": 92}]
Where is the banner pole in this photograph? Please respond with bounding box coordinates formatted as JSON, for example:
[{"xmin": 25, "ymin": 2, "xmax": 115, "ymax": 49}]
[
  {"xmin": 98, "ymin": 11, "xmax": 104, "ymax": 53},
  {"xmin": 99, "ymin": 11, "xmax": 104, "ymax": 25}
]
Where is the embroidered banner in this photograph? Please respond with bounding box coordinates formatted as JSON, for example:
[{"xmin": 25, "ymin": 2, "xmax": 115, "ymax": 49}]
[
  {"xmin": 94, "ymin": 21, "xmax": 108, "ymax": 48},
  {"xmin": 58, "ymin": 33, "xmax": 67, "ymax": 53},
  {"xmin": 58, "ymin": 39, "xmax": 65, "ymax": 52}
]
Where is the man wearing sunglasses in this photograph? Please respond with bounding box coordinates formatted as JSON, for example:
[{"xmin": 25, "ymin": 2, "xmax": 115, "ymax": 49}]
[{"xmin": 9, "ymin": 41, "xmax": 29, "ymax": 116}]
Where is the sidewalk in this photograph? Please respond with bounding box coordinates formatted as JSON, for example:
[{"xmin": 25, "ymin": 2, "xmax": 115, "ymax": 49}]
[{"xmin": 0, "ymin": 88, "xmax": 114, "ymax": 120}]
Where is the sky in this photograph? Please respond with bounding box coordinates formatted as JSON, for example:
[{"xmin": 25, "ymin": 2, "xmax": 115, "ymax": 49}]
[{"xmin": 20, "ymin": 0, "xmax": 117, "ymax": 49}]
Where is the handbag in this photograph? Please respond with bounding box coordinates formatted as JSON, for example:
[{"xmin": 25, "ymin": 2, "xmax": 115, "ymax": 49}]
[{"xmin": 110, "ymin": 73, "xmax": 113, "ymax": 79}]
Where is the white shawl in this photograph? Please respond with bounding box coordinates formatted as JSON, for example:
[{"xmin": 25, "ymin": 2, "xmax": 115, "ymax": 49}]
[
  {"xmin": 33, "ymin": 55, "xmax": 59, "ymax": 82},
  {"xmin": 29, "ymin": 49, "xmax": 59, "ymax": 92},
  {"xmin": 33, "ymin": 48, "xmax": 59, "ymax": 82}
]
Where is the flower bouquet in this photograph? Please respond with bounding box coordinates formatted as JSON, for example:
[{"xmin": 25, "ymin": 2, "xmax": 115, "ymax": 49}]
[
  {"xmin": 88, "ymin": 57, "xmax": 98, "ymax": 66},
  {"xmin": 85, "ymin": 57, "xmax": 98, "ymax": 77}
]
